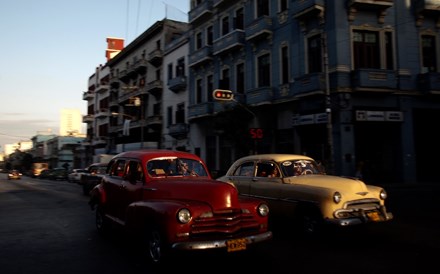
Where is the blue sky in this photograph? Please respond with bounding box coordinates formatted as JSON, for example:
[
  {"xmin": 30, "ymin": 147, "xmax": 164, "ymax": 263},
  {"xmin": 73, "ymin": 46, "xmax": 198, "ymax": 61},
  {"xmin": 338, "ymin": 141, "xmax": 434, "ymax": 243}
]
[{"xmin": 0, "ymin": 0, "xmax": 188, "ymax": 152}]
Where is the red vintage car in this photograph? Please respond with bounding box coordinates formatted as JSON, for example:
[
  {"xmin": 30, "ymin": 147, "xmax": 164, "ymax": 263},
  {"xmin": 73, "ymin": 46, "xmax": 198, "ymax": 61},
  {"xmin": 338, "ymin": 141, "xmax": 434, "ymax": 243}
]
[{"xmin": 88, "ymin": 149, "xmax": 272, "ymax": 264}]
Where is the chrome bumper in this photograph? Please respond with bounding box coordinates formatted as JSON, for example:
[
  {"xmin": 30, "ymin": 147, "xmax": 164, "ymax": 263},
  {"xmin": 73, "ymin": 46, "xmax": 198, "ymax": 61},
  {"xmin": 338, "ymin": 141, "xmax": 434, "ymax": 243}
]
[{"xmin": 171, "ymin": 231, "xmax": 273, "ymax": 251}]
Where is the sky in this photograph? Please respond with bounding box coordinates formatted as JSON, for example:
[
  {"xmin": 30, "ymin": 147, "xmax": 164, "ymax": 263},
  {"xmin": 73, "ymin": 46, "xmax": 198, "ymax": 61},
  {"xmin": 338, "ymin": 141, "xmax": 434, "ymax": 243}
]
[{"xmin": 0, "ymin": 0, "xmax": 189, "ymax": 153}]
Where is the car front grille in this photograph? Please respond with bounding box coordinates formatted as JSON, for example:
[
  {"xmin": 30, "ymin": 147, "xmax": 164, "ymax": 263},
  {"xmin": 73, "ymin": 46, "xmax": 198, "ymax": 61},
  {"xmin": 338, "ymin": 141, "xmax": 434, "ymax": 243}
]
[
  {"xmin": 335, "ymin": 198, "xmax": 383, "ymax": 219},
  {"xmin": 190, "ymin": 209, "xmax": 261, "ymax": 239}
]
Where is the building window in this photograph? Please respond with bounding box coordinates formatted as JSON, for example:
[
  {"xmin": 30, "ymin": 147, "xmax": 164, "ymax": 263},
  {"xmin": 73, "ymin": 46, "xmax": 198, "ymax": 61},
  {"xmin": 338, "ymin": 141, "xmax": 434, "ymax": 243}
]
[
  {"xmin": 196, "ymin": 32, "xmax": 202, "ymax": 49},
  {"xmin": 235, "ymin": 8, "xmax": 244, "ymax": 30},
  {"xmin": 421, "ymin": 34, "xmax": 437, "ymax": 72},
  {"xmin": 207, "ymin": 25, "xmax": 213, "ymax": 45},
  {"xmin": 207, "ymin": 74, "xmax": 213, "ymax": 102},
  {"xmin": 279, "ymin": 0, "xmax": 288, "ymax": 12},
  {"xmin": 353, "ymin": 30, "xmax": 380, "ymax": 69},
  {"xmin": 258, "ymin": 53, "xmax": 271, "ymax": 87},
  {"xmin": 308, "ymin": 34, "xmax": 322, "ymax": 73},
  {"xmin": 236, "ymin": 63, "xmax": 245, "ymax": 94},
  {"xmin": 176, "ymin": 58, "xmax": 185, "ymax": 77},
  {"xmin": 220, "ymin": 68, "xmax": 230, "ymax": 89},
  {"xmin": 281, "ymin": 45, "xmax": 289, "ymax": 84},
  {"xmin": 196, "ymin": 78, "xmax": 202, "ymax": 104},
  {"xmin": 167, "ymin": 63, "xmax": 173, "ymax": 80},
  {"xmin": 167, "ymin": 106, "xmax": 172, "ymax": 126},
  {"xmin": 176, "ymin": 103, "xmax": 185, "ymax": 124},
  {"xmin": 257, "ymin": 0, "xmax": 269, "ymax": 17},
  {"xmin": 222, "ymin": 16, "xmax": 229, "ymax": 36}
]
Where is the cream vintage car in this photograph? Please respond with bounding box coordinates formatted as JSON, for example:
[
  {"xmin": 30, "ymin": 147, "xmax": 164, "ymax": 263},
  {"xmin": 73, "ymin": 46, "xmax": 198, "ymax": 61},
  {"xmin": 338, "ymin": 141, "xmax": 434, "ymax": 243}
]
[{"xmin": 217, "ymin": 154, "xmax": 393, "ymax": 235}]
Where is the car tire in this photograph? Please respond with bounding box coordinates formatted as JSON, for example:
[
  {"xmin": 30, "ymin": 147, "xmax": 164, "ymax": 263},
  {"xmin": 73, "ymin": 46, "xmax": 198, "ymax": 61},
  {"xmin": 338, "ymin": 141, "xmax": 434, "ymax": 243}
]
[
  {"xmin": 295, "ymin": 205, "xmax": 323, "ymax": 237},
  {"xmin": 96, "ymin": 205, "xmax": 110, "ymax": 235},
  {"xmin": 144, "ymin": 226, "xmax": 170, "ymax": 266}
]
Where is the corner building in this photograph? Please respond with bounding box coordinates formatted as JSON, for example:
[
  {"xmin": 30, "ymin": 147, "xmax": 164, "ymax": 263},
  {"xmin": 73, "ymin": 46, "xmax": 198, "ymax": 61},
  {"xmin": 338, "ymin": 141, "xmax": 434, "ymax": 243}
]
[{"xmin": 187, "ymin": 0, "xmax": 440, "ymax": 184}]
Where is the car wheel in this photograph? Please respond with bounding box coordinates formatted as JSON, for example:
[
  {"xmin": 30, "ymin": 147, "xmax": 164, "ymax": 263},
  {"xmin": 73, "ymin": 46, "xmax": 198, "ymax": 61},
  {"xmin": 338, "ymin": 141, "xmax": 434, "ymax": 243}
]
[
  {"xmin": 143, "ymin": 226, "xmax": 170, "ymax": 265},
  {"xmin": 96, "ymin": 205, "xmax": 110, "ymax": 235},
  {"xmin": 296, "ymin": 205, "xmax": 323, "ymax": 236}
]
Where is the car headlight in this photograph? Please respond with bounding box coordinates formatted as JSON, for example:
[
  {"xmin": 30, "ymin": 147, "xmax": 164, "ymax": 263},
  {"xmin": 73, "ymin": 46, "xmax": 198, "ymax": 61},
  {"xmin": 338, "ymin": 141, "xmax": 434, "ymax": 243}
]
[
  {"xmin": 177, "ymin": 208, "xmax": 191, "ymax": 224},
  {"xmin": 258, "ymin": 203, "xmax": 269, "ymax": 217},
  {"xmin": 333, "ymin": 191, "xmax": 342, "ymax": 203},
  {"xmin": 380, "ymin": 189, "xmax": 387, "ymax": 200}
]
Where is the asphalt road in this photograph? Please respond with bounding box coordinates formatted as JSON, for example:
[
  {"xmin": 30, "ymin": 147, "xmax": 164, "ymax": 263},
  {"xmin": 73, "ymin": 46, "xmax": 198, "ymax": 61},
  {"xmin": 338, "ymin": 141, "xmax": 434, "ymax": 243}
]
[{"xmin": 0, "ymin": 175, "xmax": 439, "ymax": 274}]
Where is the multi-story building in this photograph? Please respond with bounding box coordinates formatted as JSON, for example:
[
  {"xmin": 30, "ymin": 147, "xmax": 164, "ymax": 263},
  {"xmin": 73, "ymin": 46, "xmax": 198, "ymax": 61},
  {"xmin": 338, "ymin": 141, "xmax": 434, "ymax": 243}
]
[
  {"xmin": 163, "ymin": 30, "xmax": 191, "ymax": 151},
  {"xmin": 186, "ymin": 0, "xmax": 440, "ymax": 184},
  {"xmin": 105, "ymin": 19, "xmax": 189, "ymax": 153}
]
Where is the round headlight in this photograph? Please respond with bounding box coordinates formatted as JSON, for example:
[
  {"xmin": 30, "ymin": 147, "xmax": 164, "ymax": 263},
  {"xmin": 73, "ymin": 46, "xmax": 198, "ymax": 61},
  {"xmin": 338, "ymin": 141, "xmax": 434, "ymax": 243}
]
[
  {"xmin": 333, "ymin": 191, "xmax": 342, "ymax": 203},
  {"xmin": 177, "ymin": 208, "xmax": 191, "ymax": 224},
  {"xmin": 258, "ymin": 203, "xmax": 269, "ymax": 217},
  {"xmin": 380, "ymin": 189, "xmax": 387, "ymax": 200}
]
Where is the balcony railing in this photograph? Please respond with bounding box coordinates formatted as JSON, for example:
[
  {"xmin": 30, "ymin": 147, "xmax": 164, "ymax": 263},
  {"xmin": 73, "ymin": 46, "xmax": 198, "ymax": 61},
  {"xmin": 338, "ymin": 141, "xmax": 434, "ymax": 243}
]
[
  {"xmin": 147, "ymin": 80, "xmax": 163, "ymax": 97},
  {"xmin": 82, "ymin": 114, "xmax": 94, "ymax": 123},
  {"xmin": 245, "ymin": 16, "xmax": 273, "ymax": 41},
  {"xmin": 246, "ymin": 87, "xmax": 273, "ymax": 106},
  {"xmin": 83, "ymin": 91, "xmax": 94, "ymax": 100},
  {"xmin": 292, "ymin": 0, "xmax": 325, "ymax": 20},
  {"xmin": 213, "ymin": 30, "xmax": 245, "ymax": 55},
  {"xmin": 418, "ymin": 72, "xmax": 440, "ymax": 94},
  {"xmin": 189, "ymin": 0, "xmax": 213, "ymax": 24},
  {"xmin": 168, "ymin": 76, "xmax": 187, "ymax": 92},
  {"xmin": 168, "ymin": 123, "xmax": 189, "ymax": 139},
  {"xmin": 351, "ymin": 69, "xmax": 397, "ymax": 91},
  {"xmin": 148, "ymin": 49, "xmax": 163, "ymax": 67},
  {"xmin": 189, "ymin": 46, "xmax": 213, "ymax": 67},
  {"xmin": 188, "ymin": 102, "xmax": 214, "ymax": 120},
  {"xmin": 293, "ymin": 73, "xmax": 326, "ymax": 96}
]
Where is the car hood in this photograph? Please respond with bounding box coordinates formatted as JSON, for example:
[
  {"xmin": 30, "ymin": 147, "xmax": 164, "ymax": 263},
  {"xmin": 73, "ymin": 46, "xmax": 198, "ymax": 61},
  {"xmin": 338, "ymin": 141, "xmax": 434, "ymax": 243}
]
[
  {"xmin": 285, "ymin": 174, "xmax": 370, "ymax": 193},
  {"xmin": 149, "ymin": 178, "xmax": 241, "ymax": 210}
]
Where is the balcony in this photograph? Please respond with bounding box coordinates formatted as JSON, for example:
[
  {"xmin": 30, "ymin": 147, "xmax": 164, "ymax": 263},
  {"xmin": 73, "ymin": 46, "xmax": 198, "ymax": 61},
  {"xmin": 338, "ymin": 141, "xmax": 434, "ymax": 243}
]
[
  {"xmin": 188, "ymin": 102, "xmax": 214, "ymax": 120},
  {"xmin": 168, "ymin": 123, "xmax": 189, "ymax": 139},
  {"xmin": 189, "ymin": 46, "xmax": 213, "ymax": 67},
  {"xmin": 110, "ymin": 77, "xmax": 120, "ymax": 88},
  {"xmin": 213, "ymin": 30, "xmax": 245, "ymax": 56},
  {"xmin": 246, "ymin": 87, "xmax": 274, "ymax": 106},
  {"xmin": 347, "ymin": 0, "xmax": 393, "ymax": 23},
  {"xmin": 147, "ymin": 80, "xmax": 163, "ymax": 97},
  {"xmin": 96, "ymin": 83, "xmax": 109, "ymax": 94},
  {"xmin": 83, "ymin": 91, "xmax": 94, "ymax": 100},
  {"xmin": 95, "ymin": 108, "xmax": 109, "ymax": 119},
  {"xmin": 418, "ymin": 72, "xmax": 440, "ymax": 94},
  {"xmin": 92, "ymin": 137, "xmax": 107, "ymax": 146},
  {"xmin": 148, "ymin": 49, "xmax": 163, "ymax": 67},
  {"xmin": 415, "ymin": 0, "xmax": 440, "ymax": 26},
  {"xmin": 168, "ymin": 76, "xmax": 187, "ymax": 92},
  {"xmin": 82, "ymin": 114, "xmax": 94, "ymax": 123},
  {"xmin": 293, "ymin": 73, "xmax": 326, "ymax": 96},
  {"xmin": 245, "ymin": 16, "xmax": 273, "ymax": 42},
  {"xmin": 146, "ymin": 115, "xmax": 162, "ymax": 130},
  {"xmin": 292, "ymin": 0, "xmax": 325, "ymax": 21},
  {"xmin": 351, "ymin": 69, "xmax": 397, "ymax": 91},
  {"xmin": 134, "ymin": 59, "xmax": 148, "ymax": 74},
  {"xmin": 189, "ymin": 0, "xmax": 213, "ymax": 24},
  {"xmin": 118, "ymin": 69, "xmax": 130, "ymax": 83}
]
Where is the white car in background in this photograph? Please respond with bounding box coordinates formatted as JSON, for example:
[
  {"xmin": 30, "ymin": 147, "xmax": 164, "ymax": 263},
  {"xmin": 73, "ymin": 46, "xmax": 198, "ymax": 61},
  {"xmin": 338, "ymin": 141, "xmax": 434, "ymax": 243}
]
[{"xmin": 67, "ymin": 169, "xmax": 87, "ymax": 183}]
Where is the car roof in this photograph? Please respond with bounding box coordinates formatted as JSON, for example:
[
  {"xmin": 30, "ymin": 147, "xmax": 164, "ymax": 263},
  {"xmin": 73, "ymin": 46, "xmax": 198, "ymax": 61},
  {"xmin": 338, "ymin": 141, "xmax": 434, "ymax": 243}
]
[
  {"xmin": 235, "ymin": 154, "xmax": 315, "ymax": 162},
  {"xmin": 112, "ymin": 149, "xmax": 203, "ymax": 162}
]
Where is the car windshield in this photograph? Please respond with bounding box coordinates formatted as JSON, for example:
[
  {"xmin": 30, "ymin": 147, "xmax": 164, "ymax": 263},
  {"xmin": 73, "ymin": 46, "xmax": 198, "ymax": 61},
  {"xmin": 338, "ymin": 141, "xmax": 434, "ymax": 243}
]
[
  {"xmin": 280, "ymin": 159, "xmax": 324, "ymax": 177},
  {"xmin": 146, "ymin": 157, "xmax": 208, "ymax": 177}
]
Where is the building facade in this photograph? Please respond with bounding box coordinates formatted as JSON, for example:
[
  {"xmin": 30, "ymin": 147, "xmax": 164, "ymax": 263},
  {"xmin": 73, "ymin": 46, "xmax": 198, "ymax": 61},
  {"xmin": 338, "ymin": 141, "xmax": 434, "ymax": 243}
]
[
  {"xmin": 82, "ymin": 1, "xmax": 440, "ymax": 185},
  {"xmin": 186, "ymin": 0, "xmax": 440, "ymax": 184}
]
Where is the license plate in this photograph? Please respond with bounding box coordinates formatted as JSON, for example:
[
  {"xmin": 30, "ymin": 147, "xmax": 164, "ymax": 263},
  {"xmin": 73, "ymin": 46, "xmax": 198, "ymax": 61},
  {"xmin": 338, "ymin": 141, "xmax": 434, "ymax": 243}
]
[
  {"xmin": 367, "ymin": 211, "xmax": 380, "ymax": 221},
  {"xmin": 226, "ymin": 238, "xmax": 247, "ymax": 252}
]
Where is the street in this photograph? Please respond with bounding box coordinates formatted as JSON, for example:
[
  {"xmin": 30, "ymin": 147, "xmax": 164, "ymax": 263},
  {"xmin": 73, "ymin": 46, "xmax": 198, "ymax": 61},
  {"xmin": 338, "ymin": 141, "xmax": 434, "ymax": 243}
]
[{"xmin": 0, "ymin": 175, "xmax": 439, "ymax": 274}]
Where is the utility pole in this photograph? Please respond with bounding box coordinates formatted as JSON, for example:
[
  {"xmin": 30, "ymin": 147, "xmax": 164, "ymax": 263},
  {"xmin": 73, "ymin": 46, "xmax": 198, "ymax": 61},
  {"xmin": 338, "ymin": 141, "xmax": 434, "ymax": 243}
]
[{"xmin": 322, "ymin": 30, "xmax": 334, "ymax": 174}]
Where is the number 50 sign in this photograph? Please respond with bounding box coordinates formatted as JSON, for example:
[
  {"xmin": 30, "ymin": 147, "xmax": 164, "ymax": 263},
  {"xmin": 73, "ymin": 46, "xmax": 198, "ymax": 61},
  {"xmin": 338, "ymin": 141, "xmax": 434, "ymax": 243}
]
[{"xmin": 249, "ymin": 128, "xmax": 263, "ymax": 139}]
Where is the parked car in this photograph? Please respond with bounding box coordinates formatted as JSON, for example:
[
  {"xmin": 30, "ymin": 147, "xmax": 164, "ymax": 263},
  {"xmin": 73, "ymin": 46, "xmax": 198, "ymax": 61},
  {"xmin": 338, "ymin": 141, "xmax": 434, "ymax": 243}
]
[
  {"xmin": 49, "ymin": 168, "xmax": 68, "ymax": 181},
  {"xmin": 88, "ymin": 149, "xmax": 272, "ymax": 265},
  {"xmin": 8, "ymin": 170, "xmax": 22, "ymax": 180},
  {"xmin": 217, "ymin": 154, "xmax": 393, "ymax": 235},
  {"xmin": 67, "ymin": 169, "xmax": 87, "ymax": 183},
  {"xmin": 38, "ymin": 169, "xmax": 52, "ymax": 179},
  {"xmin": 80, "ymin": 163, "xmax": 108, "ymax": 195}
]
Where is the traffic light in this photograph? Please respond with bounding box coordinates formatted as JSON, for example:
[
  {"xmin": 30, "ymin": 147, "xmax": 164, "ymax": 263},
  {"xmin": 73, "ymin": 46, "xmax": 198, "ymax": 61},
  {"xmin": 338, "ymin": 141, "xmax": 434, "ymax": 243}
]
[{"xmin": 212, "ymin": 89, "xmax": 234, "ymax": 101}]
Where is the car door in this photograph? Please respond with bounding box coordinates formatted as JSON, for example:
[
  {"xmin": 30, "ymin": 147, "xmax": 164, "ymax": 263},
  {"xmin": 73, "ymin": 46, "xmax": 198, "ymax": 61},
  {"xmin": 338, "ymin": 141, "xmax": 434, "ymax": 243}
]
[
  {"xmin": 120, "ymin": 159, "xmax": 145, "ymax": 222},
  {"xmin": 226, "ymin": 161, "xmax": 256, "ymax": 196},
  {"xmin": 104, "ymin": 158, "xmax": 127, "ymax": 221}
]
